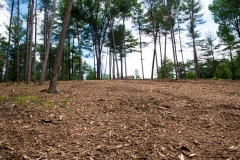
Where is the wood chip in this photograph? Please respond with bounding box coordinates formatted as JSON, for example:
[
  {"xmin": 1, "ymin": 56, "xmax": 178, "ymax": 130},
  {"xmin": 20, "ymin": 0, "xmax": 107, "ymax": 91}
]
[
  {"xmin": 22, "ymin": 154, "xmax": 32, "ymax": 160},
  {"xmin": 178, "ymin": 153, "xmax": 185, "ymax": 160}
]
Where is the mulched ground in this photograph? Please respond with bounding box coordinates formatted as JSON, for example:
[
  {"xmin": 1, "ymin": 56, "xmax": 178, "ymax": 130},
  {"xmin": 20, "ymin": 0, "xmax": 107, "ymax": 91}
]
[{"xmin": 0, "ymin": 80, "xmax": 240, "ymax": 160}]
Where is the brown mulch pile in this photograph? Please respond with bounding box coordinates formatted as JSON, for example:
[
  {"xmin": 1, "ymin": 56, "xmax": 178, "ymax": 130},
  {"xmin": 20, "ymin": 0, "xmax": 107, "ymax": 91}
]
[{"xmin": 0, "ymin": 80, "xmax": 240, "ymax": 160}]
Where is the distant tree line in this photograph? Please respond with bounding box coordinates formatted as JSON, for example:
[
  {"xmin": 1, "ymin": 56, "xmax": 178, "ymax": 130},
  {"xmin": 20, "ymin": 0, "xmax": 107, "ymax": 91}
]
[{"xmin": 0, "ymin": 0, "xmax": 239, "ymax": 84}]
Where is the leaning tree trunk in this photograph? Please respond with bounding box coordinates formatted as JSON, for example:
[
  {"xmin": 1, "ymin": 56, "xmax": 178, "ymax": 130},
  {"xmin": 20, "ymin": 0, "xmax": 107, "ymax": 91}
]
[
  {"xmin": 48, "ymin": 0, "xmax": 72, "ymax": 93},
  {"xmin": 39, "ymin": 0, "xmax": 57, "ymax": 84},
  {"xmin": 26, "ymin": 0, "xmax": 34, "ymax": 84},
  {"xmin": 4, "ymin": 0, "xmax": 14, "ymax": 82}
]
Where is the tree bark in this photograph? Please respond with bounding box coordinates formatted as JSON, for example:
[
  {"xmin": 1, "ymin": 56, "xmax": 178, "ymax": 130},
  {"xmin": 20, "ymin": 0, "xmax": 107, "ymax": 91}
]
[
  {"xmin": 48, "ymin": 0, "xmax": 72, "ymax": 93},
  {"xmin": 39, "ymin": 0, "xmax": 57, "ymax": 84},
  {"xmin": 4, "ymin": 0, "xmax": 14, "ymax": 82},
  {"xmin": 191, "ymin": 0, "xmax": 199, "ymax": 79},
  {"xmin": 178, "ymin": 20, "xmax": 186, "ymax": 79},
  {"xmin": 33, "ymin": 0, "xmax": 37, "ymax": 83},
  {"xmin": 27, "ymin": 0, "xmax": 34, "ymax": 84},
  {"xmin": 159, "ymin": 31, "xmax": 163, "ymax": 78},
  {"xmin": 164, "ymin": 31, "xmax": 167, "ymax": 78},
  {"xmin": 16, "ymin": 0, "xmax": 20, "ymax": 82},
  {"xmin": 76, "ymin": 25, "xmax": 83, "ymax": 80},
  {"xmin": 139, "ymin": 25, "xmax": 144, "ymax": 79}
]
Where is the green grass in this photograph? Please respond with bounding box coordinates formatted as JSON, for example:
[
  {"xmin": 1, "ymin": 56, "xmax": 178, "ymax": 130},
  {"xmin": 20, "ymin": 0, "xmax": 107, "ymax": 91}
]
[
  {"xmin": 16, "ymin": 95, "xmax": 28, "ymax": 106},
  {"xmin": 151, "ymin": 99, "xmax": 159, "ymax": 106},
  {"xmin": 0, "ymin": 95, "xmax": 6, "ymax": 102},
  {"xmin": 45, "ymin": 100, "xmax": 54, "ymax": 107},
  {"xmin": 62, "ymin": 98, "xmax": 68, "ymax": 106},
  {"xmin": 30, "ymin": 96, "xmax": 40, "ymax": 104}
]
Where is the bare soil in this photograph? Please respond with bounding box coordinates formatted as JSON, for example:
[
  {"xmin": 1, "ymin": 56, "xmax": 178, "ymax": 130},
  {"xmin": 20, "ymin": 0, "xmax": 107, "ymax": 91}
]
[{"xmin": 0, "ymin": 80, "xmax": 240, "ymax": 160}]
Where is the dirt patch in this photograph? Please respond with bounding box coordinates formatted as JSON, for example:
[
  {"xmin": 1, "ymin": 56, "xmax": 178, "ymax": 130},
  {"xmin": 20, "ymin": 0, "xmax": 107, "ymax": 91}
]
[{"xmin": 0, "ymin": 80, "xmax": 240, "ymax": 159}]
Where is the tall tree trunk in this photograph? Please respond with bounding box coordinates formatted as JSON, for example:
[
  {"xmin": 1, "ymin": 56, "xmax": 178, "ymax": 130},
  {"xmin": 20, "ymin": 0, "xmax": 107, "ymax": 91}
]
[
  {"xmin": 24, "ymin": 14, "xmax": 29, "ymax": 82},
  {"xmin": 164, "ymin": 31, "xmax": 167, "ymax": 78},
  {"xmin": 27, "ymin": 0, "xmax": 34, "ymax": 84},
  {"xmin": 72, "ymin": 36, "xmax": 74, "ymax": 79},
  {"xmin": 155, "ymin": 33, "xmax": 159, "ymax": 79},
  {"xmin": 123, "ymin": 16, "xmax": 127, "ymax": 78},
  {"xmin": 113, "ymin": 48, "xmax": 115, "ymax": 79},
  {"xmin": 33, "ymin": 0, "xmax": 37, "ymax": 83},
  {"xmin": 109, "ymin": 47, "xmax": 112, "ymax": 79},
  {"xmin": 93, "ymin": 44, "xmax": 96, "ymax": 79},
  {"xmin": 62, "ymin": 48, "xmax": 65, "ymax": 80},
  {"xmin": 168, "ymin": 9, "xmax": 178, "ymax": 79},
  {"xmin": 108, "ymin": 0, "xmax": 119, "ymax": 79},
  {"xmin": 68, "ymin": 36, "xmax": 71, "ymax": 80},
  {"xmin": 139, "ymin": 25, "xmax": 144, "ymax": 79},
  {"xmin": 151, "ymin": 32, "xmax": 157, "ymax": 79},
  {"xmin": 191, "ymin": 0, "xmax": 199, "ymax": 79},
  {"xmin": 76, "ymin": 25, "xmax": 82, "ymax": 80},
  {"xmin": 120, "ymin": 56, "xmax": 123, "ymax": 79},
  {"xmin": 210, "ymin": 45, "xmax": 218, "ymax": 79},
  {"xmin": 111, "ymin": 26, "xmax": 119, "ymax": 79},
  {"xmin": 229, "ymin": 47, "xmax": 235, "ymax": 80},
  {"xmin": 4, "ymin": 0, "xmax": 14, "ymax": 82},
  {"xmin": 48, "ymin": 0, "xmax": 72, "ymax": 93},
  {"xmin": 178, "ymin": 20, "xmax": 186, "ymax": 79},
  {"xmin": 173, "ymin": 31, "xmax": 180, "ymax": 77},
  {"xmin": 16, "ymin": 0, "xmax": 20, "ymax": 82},
  {"xmin": 159, "ymin": 31, "xmax": 163, "ymax": 78},
  {"xmin": 39, "ymin": 0, "xmax": 56, "ymax": 84}
]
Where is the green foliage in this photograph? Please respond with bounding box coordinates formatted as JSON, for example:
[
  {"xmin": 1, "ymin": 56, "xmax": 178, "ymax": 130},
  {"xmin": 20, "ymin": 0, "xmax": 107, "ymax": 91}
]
[
  {"xmin": 15, "ymin": 95, "xmax": 41, "ymax": 107},
  {"xmin": 85, "ymin": 67, "xmax": 96, "ymax": 80},
  {"xmin": 134, "ymin": 69, "xmax": 141, "ymax": 79},
  {"xmin": 157, "ymin": 58, "xmax": 174, "ymax": 78},
  {"xmin": 186, "ymin": 70, "xmax": 195, "ymax": 79},
  {"xmin": 30, "ymin": 96, "xmax": 40, "ymax": 104},
  {"xmin": 0, "ymin": 95, "xmax": 6, "ymax": 103},
  {"xmin": 16, "ymin": 96, "xmax": 28, "ymax": 106},
  {"xmin": 215, "ymin": 63, "xmax": 232, "ymax": 79},
  {"xmin": 151, "ymin": 99, "xmax": 159, "ymax": 106},
  {"xmin": 209, "ymin": 0, "xmax": 240, "ymax": 39},
  {"xmin": 45, "ymin": 100, "xmax": 54, "ymax": 107},
  {"xmin": 61, "ymin": 98, "xmax": 69, "ymax": 106},
  {"xmin": 102, "ymin": 74, "xmax": 110, "ymax": 80},
  {"xmin": 235, "ymin": 69, "xmax": 240, "ymax": 79}
]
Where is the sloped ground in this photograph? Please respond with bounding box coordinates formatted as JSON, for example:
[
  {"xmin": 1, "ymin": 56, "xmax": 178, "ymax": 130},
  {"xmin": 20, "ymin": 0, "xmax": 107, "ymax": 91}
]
[{"xmin": 0, "ymin": 80, "xmax": 240, "ymax": 160}]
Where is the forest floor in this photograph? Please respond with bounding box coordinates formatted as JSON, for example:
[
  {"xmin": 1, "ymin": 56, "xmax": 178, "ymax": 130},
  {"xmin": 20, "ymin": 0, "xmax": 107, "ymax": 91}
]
[{"xmin": 0, "ymin": 79, "xmax": 240, "ymax": 160}]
